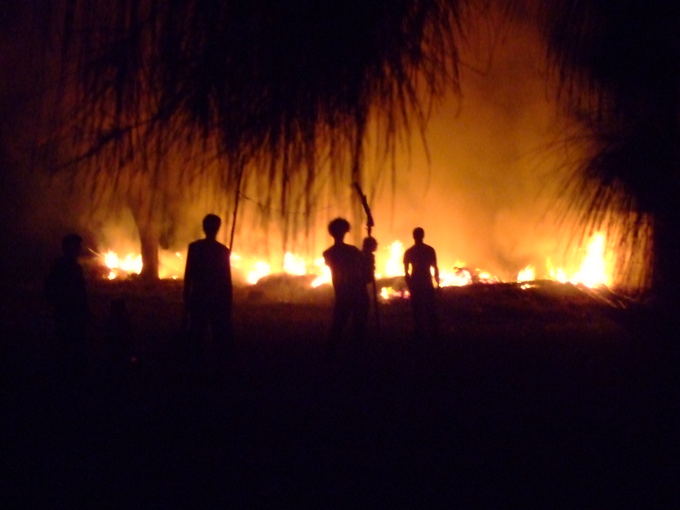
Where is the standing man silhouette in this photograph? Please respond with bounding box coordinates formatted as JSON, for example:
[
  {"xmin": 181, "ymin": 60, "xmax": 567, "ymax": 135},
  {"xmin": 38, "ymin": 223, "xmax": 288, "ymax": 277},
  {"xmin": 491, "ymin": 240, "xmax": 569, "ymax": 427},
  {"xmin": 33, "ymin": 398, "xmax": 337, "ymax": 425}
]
[
  {"xmin": 45, "ymin": 234, "xmax": 89, "ymax": 374},
  {"xmin": 323, "ymin": 218, "xmax": 369, "ymax": 353},
  {"xmin": 403, "ymin": 227, "xmax": 439, "ymax": 339},
  {"xmin": 183, "ymin": 214, "xmax": 233, "ymax": 358}
]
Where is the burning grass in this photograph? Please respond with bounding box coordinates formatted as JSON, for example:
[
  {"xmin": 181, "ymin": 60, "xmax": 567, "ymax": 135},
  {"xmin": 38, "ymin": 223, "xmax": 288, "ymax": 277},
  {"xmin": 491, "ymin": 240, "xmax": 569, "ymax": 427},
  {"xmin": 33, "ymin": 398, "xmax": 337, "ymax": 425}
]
[{"xmin": 91, "ymin": 231, "xmax": 624, "ymax": 301}]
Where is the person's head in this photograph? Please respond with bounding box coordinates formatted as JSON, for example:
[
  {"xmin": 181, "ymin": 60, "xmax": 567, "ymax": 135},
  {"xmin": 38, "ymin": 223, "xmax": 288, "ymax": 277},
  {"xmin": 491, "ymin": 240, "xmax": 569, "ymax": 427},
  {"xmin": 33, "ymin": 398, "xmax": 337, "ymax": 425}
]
[
  {"xmin": 202, "ymin": 214, "xmax": 222, "ymax": 238},
  {"xmin": 62, "ymin": 233, "xmax": 82, "ymax": 259},
  {"xmin": 328, "ymin": 217, "xmax": 350, "ymax": 242},
  {"xmin": 362, "ymin": 236, "xmax": 378, "ymax": 253},
  {"xmin": 413, "ymin": 227, "xmax": 425, "ymax": 243}
]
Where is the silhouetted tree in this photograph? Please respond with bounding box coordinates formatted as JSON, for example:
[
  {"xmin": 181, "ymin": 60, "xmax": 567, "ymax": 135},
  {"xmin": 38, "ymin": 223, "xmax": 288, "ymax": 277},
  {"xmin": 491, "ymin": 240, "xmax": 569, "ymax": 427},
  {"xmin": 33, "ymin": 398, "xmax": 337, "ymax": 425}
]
[
  {"xmin": 46, "ymin": 0, "xmax": 462, "ymax": 278},
  {"xmin": 536, "ymin": 0, "xmax": 679, "ymax": 301},
  {"xmin": 40, "ymin": 0, "xmax": 679, "ymax": 303}
]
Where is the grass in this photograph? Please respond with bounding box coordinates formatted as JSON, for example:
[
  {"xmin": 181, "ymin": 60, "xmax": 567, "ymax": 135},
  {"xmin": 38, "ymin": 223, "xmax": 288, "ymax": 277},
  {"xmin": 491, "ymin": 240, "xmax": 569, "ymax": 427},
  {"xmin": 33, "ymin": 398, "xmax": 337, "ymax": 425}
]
[{"xmin": 2, "ymin": 278, "xmax": 676, "ymax": 506}]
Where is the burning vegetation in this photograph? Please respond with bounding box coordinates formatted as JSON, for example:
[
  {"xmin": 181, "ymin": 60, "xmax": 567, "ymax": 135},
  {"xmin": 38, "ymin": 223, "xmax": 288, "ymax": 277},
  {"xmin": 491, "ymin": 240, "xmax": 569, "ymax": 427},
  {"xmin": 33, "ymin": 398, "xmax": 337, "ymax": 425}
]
[
  {"xmin": 50, "ymin": 4, "xmax": 653, "ymax": 300},
  {"xmin": 95, "ymin": 230, "xmax": 622, "ymax": 301},
  {"xmin": 1, "ymin": 0, "xmax": 671, "ymax": 304}
]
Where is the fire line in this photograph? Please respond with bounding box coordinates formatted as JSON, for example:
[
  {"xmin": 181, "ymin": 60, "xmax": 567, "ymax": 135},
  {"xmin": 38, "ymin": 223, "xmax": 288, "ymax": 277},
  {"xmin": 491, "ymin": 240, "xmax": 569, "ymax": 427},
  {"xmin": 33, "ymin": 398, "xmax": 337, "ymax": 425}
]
[{"xmin": 96, "ymin": 232, "xmax": 615, "ymax": 298}]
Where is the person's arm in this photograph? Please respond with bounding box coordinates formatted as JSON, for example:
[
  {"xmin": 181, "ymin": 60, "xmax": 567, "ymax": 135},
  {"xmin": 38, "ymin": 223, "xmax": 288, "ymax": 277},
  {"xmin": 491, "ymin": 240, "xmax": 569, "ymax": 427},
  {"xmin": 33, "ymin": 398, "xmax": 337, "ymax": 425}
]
[
  {"xmin": 183, "ymin": 245, "xmax": 193, "ymax": 307},
  {"xmin": 432, "ymin": 249, "xmax": 440, "ymax": 288},
  {"xmin": 225, "ymin": 248, "xmax": 233, "ymax": 308},
  {"xmin": 44, "ymin": 262, "xmax": 58, "ymax": 305},
  {"xmin": 77, "ymin": 264, "xmax": 91, "ymax": 318},
  {"xmin": 403, "ymin": 251, "xmax": 411, "ymax": 286}
]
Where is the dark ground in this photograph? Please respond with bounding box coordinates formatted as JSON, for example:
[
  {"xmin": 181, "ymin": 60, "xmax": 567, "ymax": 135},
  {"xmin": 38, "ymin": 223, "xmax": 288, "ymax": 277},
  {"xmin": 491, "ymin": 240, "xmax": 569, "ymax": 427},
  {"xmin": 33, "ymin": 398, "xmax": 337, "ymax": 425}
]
[{"xmin": 2, "ymin": 279, "xmax": 679, "ymax": 507}]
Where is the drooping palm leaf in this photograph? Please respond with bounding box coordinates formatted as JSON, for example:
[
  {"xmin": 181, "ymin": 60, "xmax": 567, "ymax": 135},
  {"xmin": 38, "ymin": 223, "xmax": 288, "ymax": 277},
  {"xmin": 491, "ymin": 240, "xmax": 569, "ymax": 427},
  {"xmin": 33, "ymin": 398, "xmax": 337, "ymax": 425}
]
[
  {"xmin": 537, "ymin": 0, "xmax": 679, "ymax": 294},
  {"xmin": 45, "ymin": 0, "xmax": 678, "ymax": 295},
  {"xmin": 54, "ymin": 0, "xmax": 466, "ymax": 207}
]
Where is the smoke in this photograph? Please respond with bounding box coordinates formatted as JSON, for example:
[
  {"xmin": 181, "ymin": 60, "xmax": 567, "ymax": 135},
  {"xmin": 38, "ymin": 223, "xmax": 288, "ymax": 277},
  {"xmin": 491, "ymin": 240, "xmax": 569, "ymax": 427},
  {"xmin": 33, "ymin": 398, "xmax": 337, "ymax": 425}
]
[
  {"xmin": 1, "ymin": 3, "xmax": 650, "ymax": 288},
  {"xmin": 282, "ymin": 11, "xmax": 599, "ymax": 281}
]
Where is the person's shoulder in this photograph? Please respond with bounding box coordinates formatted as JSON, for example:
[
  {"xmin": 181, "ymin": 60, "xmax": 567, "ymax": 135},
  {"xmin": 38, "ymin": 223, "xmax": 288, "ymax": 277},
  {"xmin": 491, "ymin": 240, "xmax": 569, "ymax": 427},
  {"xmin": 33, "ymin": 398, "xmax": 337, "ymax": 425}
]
[
  {"xmin": 47, "ymin": 257, "xmax": 65, "ymax": 277},
  {"xmin": 216, "ymin": 241, "xmax": 229, "ymax": 254},
  {"xmin": 205, "ymin": 239, "xmax": 229, "ymax": 255},
  {"xmin": 324, "ymin": 243, "xmax": 359, "ymax": 260},
  {"xmin": 188, "ymin": 239, "xmax": 203, "ymax": 250},
  {"xmin": 190, "ymin": 238, "xmax": 226, "ymax": 248},
  {"xmin": 341, "ymin": 244, "xmax": 362, "ymax": 259},
  {"xmin": 52, "ymin": 256, "xmax": 77, "ymax": 271}
]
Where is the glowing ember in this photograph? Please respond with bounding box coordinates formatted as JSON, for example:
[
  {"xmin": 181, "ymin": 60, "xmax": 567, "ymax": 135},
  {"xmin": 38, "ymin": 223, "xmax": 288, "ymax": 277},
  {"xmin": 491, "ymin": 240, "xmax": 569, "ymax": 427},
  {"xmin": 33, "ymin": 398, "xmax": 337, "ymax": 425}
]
[{"xmin": 380, "ymin": 286, "xmax": 410, "ymax": 300}]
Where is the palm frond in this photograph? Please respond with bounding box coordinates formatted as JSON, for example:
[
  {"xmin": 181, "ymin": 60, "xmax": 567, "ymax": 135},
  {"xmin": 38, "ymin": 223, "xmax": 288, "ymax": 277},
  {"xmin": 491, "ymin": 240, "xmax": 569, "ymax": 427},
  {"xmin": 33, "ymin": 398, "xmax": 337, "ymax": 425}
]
[{"xmin": 52, "ymin": 0, "xmax": 468, "ymax": 220}]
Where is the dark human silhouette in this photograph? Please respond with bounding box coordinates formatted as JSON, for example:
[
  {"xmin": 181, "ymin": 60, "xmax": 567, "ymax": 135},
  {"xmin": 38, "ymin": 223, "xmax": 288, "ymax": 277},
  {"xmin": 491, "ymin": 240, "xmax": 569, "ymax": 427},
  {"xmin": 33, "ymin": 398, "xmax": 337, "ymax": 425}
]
[
  {"xmin": 45, "ymin": 234, "xmax": 89, "ymax": 373},
  {"xmin": 323, "ymin": 218, "xmax": 369, "ymax": 352},
  {"xmin": 361, "ymin": 236, "xmax": 378, "ymax": 285},
  {"xmin": 403, "ymin": 227, "xmax": 439, "ymax": 339},
  {"xmin": 361, "ymin": 235, "xmax": 381, "ymax": 329},
  {"xmin": 106, "ymin": 297, "xmax": 134, "ymax": 366},
  {"xmin": 183, "ymin": 214, "xmax": 233, "ymax": 358}
]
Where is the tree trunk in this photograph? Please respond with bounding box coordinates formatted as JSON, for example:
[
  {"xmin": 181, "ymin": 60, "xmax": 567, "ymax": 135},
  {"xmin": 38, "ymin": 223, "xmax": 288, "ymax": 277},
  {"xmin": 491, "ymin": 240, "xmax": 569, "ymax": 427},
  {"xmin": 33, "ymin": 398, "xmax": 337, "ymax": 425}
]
[
  {"xmin": 650, "ymin": 82, "xmax": 680, "ymax": 314},
  {"xmin": 128, "ymin": 185, "xmax": 160, "ymax": 281},
  {"xmin": 652, "ymin": 212, "xmax": 680, "ymax": 301},
  {"xmin": 138, "ymin": 219, "xmax": 160, "ymax": 280}
]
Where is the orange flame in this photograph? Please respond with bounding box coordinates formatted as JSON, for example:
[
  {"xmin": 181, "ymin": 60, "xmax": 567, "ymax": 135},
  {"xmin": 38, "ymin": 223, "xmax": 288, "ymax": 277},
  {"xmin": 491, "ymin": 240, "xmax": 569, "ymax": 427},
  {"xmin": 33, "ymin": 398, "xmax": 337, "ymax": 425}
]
[
  {"xmin": 515, "ymin": 232, "xmax": 612, "ymax": 288},
  {"xmin": 98, "ymin": 231, "xmax": 616, "ymax": 298}
]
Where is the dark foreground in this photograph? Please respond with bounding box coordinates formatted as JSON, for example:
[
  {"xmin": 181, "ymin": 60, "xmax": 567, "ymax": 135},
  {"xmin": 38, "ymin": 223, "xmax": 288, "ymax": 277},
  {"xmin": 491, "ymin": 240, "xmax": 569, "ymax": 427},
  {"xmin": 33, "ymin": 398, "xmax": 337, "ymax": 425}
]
[{"xmin": 3, "ymin": 280, "xmax": 679, "ymax": 507}]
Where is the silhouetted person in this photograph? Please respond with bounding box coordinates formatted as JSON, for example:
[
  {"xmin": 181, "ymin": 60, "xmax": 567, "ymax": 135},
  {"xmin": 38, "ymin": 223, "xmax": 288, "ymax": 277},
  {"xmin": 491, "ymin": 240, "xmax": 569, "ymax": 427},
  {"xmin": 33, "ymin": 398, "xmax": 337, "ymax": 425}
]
[
  {"xmin": 323, "ymin": 218, "xmax": 369, "ymax": 353},
  {"xmin": 106, "ymin": 297, "xmax": 133, "ymax": 366},
  {"xmin": 183, "ymin": 214, "xmax": 233, "ymax": 359},
  {"xmin": 361, "ymin": 236, "xmax": 378, "ymax": 286},
  {"xmin": 403, "ymin": 227, "xmax": 439, "ymax": 339},
  {"xmin": 361, "ymin": 235, "xmax": 380, "ymax": 328},
  {"xmin": 45, "ymin": 234, "xmax": 89, "ymax": 373}
]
